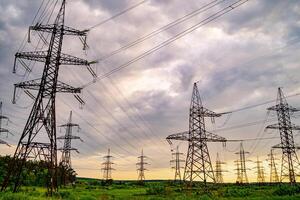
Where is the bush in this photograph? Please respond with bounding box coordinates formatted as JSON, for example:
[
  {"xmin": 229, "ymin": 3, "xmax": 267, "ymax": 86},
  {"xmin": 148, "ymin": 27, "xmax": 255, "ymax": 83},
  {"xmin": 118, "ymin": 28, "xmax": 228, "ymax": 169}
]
[
  {"xmin": 223, "ymin": 187, "xmax": 251, "ymax": 197},
  {"xmin": 273, "ymin": 184, "xmax": 300, "ymax": 196},
  {"xmin": 0, "ymin": 193, "xmax": 30, "ymax": 200},
  {"xmin": 146, "ymin": 184, "xmax": 166, "ymax": 195},
  {"xmin": 79, "ymin": 195, "xmax": 97, "ymax": 200}
]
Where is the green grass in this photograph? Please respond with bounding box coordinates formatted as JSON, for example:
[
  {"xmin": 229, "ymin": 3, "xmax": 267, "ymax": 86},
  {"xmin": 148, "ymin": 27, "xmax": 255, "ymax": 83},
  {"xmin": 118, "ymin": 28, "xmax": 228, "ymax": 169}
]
[{"xmin": 1, "ymin": 180, "xmax": 300, "ymax": 200}]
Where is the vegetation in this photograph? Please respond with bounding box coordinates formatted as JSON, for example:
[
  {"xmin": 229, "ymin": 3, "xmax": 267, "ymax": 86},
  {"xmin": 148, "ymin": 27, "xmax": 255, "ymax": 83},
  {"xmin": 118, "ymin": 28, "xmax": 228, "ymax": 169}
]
[
  {"xmin": 1, "ymin": 156, "xmax": 300, "ymax": 199},
  {"xmin": 0, "ymin": 179, "xmax": 300, "ymax": 199}
]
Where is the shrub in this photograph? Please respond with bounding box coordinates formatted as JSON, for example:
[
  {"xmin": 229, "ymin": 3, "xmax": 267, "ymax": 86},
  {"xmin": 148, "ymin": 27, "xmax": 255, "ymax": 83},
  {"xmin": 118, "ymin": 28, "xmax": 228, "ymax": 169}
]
[
  {"xmin": 146, "ymin": 184, "xmax": 166, "ymax": 195},
  {"xmin": 1, "ymin": 193, "xmax": 30, "ymax": 200},
  {"xmin": 223, "ymin": 187, "xmax": 251, "ymax": 197},
  {"xmin": 273, "ymin": 184, "xmax": 300, "ymax": 196}
]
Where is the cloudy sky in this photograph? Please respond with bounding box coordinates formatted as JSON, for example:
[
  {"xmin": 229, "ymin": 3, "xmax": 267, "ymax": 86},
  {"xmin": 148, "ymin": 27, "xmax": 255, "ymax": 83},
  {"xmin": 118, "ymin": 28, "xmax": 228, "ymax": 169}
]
[{"xmin": 0, "ymin": 0, "xmax": 300, "ymax": 182}]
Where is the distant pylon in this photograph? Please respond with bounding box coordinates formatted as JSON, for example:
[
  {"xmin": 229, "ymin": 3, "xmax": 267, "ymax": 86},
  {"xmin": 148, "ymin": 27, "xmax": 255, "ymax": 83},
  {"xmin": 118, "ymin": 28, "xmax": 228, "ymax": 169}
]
[
  {"xmin": 268, "ymin": 149, "xmax": 279, "ymax": 183},
  {"xmin": 0, "ymin": 102, "xmax": 10, "ymax": 146},
  {"xmin": 170, "ymin": 146, "xmax": 184, "ymax": 181},
  {"xmin": 235, "ymin": 142, "xmax": 249, "ymax": 184},
  {"xmin": 266, "ymin": 88, "xmax": 300, "ymax": 184},
  {"xmin": 137, "ymin": 149, "xmax": 149, "ymax": 183},
  {"xmin": 57, "ymin": 111, "xmax": 82, "ymax": 168},
  {"xmin": 254, "ymin": 157, "xmax": 265, "ymax": 183},
  {"xmin": 166, "ymin": 82, "xmax": 227, "ymax": 185},
  {"xmin": 215, "ymin": 153, "xmax": 226, "ymax": 183},
  {"xmin": 57, "ymin": 111, "xmax": 82, "ymax": 184},
  {"xmin": 102, "ymin": 148, "xmax": 114, "ymax": 181}
]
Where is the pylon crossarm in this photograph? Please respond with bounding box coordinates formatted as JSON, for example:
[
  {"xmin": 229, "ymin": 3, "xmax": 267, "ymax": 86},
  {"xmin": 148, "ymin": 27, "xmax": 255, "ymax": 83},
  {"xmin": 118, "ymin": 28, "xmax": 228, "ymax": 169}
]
[
  {"xmin": 0, "ymin": 116, "xmax": 8, "ymax": 120},
  {"xmin": 60, "ymin": 53, "xmax": 90, "ymax": 66},
  {"xmin": 272, "ymin": 144, "xmax": 300, "ymax": 149},
  {"xmin": 63, "ymin": 26, "xmax": 88, "ymax": 36},
  {"xmin": 15, "ymin": 51, "xmax": 92, "ymax": 66},
  {"xmin": 29, "ymin": 24, "xmax": 88, "ymax": 36},
  {"xmin": 202, "ymin": 107, "xmax": 222, "ymax": 117},
  {"xmin": 0, "ymin": 128, "xmax": 9, "ymax": 133},
  {"xmin": 205, "ymin": 131, "xmax": 227, "ymax": 142},
  {"xmin": 59, "ymin": 123, "xmax": 79, "ymax": 128},
  {"xmin": 15, "ymin": 79, "xmax": 81, "ymax": 93},
  {"xmin": 166, "ymin": 131, "xmax": 226, "ymax": 142},
  {"xmin": 15, "ymin": 51, "xmax": 47, "ymax": 63},
  {"xmin": 166, "ymin": 131, "xmax": 189, "ymax": 142},
  {"xmin": 266, "ymin": 123, "xmax": 300, "ymax": 130},
  {"xmin": 57, "ymin": 135, "xmax": 81, "ymax": 140}
]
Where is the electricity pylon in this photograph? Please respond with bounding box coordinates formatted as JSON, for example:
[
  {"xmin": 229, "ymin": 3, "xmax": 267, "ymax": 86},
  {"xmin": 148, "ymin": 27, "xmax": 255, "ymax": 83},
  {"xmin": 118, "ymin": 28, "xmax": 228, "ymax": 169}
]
[
  {"xmin": 170, "ymin": 146, "xmax": 184, "ymax": 181},
  {"xmin": 166, "ymin": 82, "xmax": 227, "ymax": 184},
  {"xmin": 102, "ymin": 148, "xmax": 114, "ymax": 181},
  {"xmin": 137, "ymin": 149, "xmax": 149, "ymax": 183},
  {"xmin": 268, "ymin": 149, "xmax": 279, "ymax": 183},
  {"xmin": 0, "ymin": 102, "xmax": 10, "ymax": 146},
  {"xmin": 235, "ymin": 142, "xmax": 249, "ymax": 184},
  {"xmin": 266, "ymin": 88, "xmax": 300, "ymax": 184},
  {"xmin": 215, "ymin": 153, "xmax": 226, "ymax": 183},
  {"xmin": 1, "ymin": 0, "xmax": 94, "ymax": 194},
  {"xmin": 57, "ymin": 111, "xmax": 82, "ymax": 185},
  {"xmin": 254, "ymin": 157, "xmax": 265, "ymax": 184}
]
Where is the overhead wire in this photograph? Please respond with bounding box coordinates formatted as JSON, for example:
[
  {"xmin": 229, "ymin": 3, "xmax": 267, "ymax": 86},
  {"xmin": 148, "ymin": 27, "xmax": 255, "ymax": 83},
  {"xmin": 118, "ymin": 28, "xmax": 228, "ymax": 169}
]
[
  {"xmin": 81, "ymin": 0, "xmax": 250, "ymax": 88},
  {"xmin": 88, "ymin": 0, "xmax": 149, "ymax": 30},
  {"xmin": 85, "ymin": 89, "xmax": 169, "ymax": 155},
  {"xmin": 59, "ymin": 97, "xmax": 136, "ymax": 162},
  {"xmin": 96, "ymin": 0, "xmax": 228, "ymax": 61}
]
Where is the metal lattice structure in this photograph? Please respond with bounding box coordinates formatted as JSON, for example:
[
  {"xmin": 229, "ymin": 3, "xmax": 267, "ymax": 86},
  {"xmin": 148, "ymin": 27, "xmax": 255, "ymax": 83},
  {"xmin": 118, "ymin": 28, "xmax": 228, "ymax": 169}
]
[
  {"xmin": 136, "ymin": 149, "xmax": 148, "ymax": 183},
  {"xmin": 166, "ymin": 82, "xmax": 227, "ymax": 184},
  {"xmin": 170, "ymin": 146, "xmax": 184, "ymax": 181},
  {"xmin": 255, "ymin": 157, "xmax": 265, "ymax": 183},
  {"xmin": 0, "ymin": 102, "xmax": 10, "ymax": 146},
  {"xmin": 57, "ymin": 111, "xmax": 82, "ymax": 185},
  {"xmin": 266, "ymin": 88, "xmax": 300, "ymax": 183},
  {"xmin": 235, "ymin": 142, "xmax": 249, "ymax": 184},
  {"xmin": 268, "ymin": 149, "xmax": 279, "ymax": 183},
  {"xmin": 1, "ymin": 0, "xmax": 94, "ymax": 194},
  {"xmin": 215, "ymin": 153, "xmax": 226, "ymax": 183},
  {"xmin": 102, "ymin": 148, "xmax": 114, "ymax": 181}
]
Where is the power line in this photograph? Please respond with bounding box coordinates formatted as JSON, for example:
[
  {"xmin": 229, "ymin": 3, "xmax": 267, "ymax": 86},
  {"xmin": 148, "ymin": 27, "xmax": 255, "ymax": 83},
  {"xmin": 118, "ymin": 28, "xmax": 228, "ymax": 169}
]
[
  {"xmin": 88, "ymin": 0, "xmax": 148, "ymax": 30},
  {"xmin": 97, "ymin": 0, "xmax": 228, "ymax": 61},
  {"xmin": 81, "ymin": 0, "xmax": 250, "ymax": 88}
]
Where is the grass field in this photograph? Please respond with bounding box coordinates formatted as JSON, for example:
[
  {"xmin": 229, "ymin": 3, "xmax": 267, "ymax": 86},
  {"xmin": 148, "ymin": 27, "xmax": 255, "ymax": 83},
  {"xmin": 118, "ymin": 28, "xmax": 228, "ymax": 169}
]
[{"xmin": 1, "ymin": 179, "xmax": 300, "ymax": 200}]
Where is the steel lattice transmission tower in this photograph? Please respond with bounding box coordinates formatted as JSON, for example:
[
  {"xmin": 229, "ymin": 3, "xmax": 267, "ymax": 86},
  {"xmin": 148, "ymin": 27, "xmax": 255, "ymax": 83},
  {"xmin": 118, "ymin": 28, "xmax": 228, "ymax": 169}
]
[
  {"xmin": 136, "ymin": 149, "xmax": 149, "ymax": 183},
  {"xmin": 266, "ymin": 88, "xmax": 300, "ymax": 184},
  {"xmin": 235, "ymin": 142, "xmax": 249, "ymax": 184},
  {"xmin": 57, "ymin": 111, "xmax": 82, "ymax": 185},
  {"xmin": 166, "ymin": 82, "xmax": 227, "ymax": 184},
  {"xmin": 102, "ymin": 148, "xmax": 114, "ymax": 181},
  {"xmin": 0, "ymin": 102, "xmax": 10, "ymax": 146},
  {"xmin": 170, "ymin": 146, "xmax": 185, "ymax": 181},
  {"xmin": 255, "ymin": 157, "xmax": 265, "ymax": 183},
  {"xmin": 215, "ymin": 153, "xmax": 226, "ymax": 183},
  {"xmin": 1, "ymin": 0, "xmax": 94, "ymax": 194},
  {"xmin": 268, "ymin": 149, "xmax": 279, "ymax": 183}
]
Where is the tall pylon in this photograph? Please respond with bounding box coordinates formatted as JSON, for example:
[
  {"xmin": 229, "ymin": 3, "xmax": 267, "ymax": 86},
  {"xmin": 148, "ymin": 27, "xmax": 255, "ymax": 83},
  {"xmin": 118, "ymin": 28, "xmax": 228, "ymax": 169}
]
[
  {"xmin": 170, "ymin": 146, "xmax": 184, "ymax": 181},
  {"xmin": 166, "ymin": 82, "xmax": 227, "ymax": 185},
  {"xmin": 1, "ymin": 0, "xmax": 94, "ymax": 194},
  {"xmin": 235, "ymin": 142, "xmax": 249, "ymax": 184},
  {"xmin": 254, "ymin": 157, "xmax": 265, "ymax": 184},
  {"xmin": 57, "ymin": 111, "xmax": 82, "ymax": 185},
  {"xmin": 136, "ymin": 149, "xmax": 149, "ymax": 183},
  {"xmin": 0, "ymin": 102, "xmax": 10, "ymax": 146},
  {"xmin": 215, "ymin": 153, "xmax": 226, "ymax": 183},
  {"xmin": 266, "ymin": 88, "xmax": 300, "ymax": 184},
  {"xmin": 268, "ymin": 149, "xmax": 279, "ymax": 183},
  {"xmin": 102, "ymin": 148, "xmax": 114, "ymax": 181}
]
